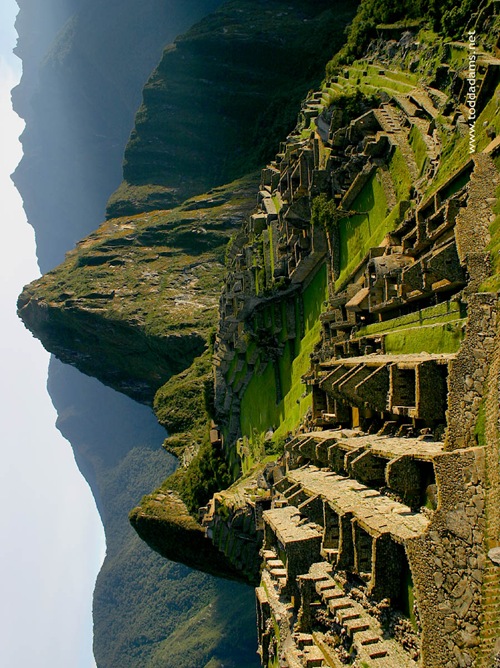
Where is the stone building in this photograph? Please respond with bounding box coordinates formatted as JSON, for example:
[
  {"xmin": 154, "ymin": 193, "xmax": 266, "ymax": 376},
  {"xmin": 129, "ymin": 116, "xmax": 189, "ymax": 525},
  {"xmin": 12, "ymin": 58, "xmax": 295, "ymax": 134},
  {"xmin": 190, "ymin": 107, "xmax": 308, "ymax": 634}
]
[{"xmin": 207, "ymin": 38, "xmax": 500, "ymax": 668}]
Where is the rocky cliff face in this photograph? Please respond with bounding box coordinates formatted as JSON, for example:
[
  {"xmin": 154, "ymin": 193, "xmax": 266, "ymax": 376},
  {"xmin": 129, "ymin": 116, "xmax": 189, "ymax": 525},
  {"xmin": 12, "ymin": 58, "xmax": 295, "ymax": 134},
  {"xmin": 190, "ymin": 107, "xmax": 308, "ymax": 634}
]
[
  {"xmin": 18, "ymin": 177, "xmax": 258, "ymax": 403},
  {"xmin": 107, "ymin": 0, "xmax": 357, "ymax": 217}
]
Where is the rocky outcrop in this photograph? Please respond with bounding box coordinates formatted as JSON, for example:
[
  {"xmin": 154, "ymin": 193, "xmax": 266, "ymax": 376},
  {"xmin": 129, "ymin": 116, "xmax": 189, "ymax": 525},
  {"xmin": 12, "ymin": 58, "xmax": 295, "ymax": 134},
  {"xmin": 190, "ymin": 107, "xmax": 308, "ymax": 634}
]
[
  {"xmin": 18, "ymin": 177, "xmax": 258, "ymax": 403},
  {"xmin": 130, "ymin": 489, "xmax": 247, "ymax": 582}
]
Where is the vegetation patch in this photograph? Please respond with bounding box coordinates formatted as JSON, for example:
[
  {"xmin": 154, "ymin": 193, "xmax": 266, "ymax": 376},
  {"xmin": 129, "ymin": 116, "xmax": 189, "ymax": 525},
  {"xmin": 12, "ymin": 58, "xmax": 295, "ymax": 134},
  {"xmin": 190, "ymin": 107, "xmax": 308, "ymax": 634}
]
[
  {"xmin": 384, "ymin": 321, "xmax": 466, "ymax": 355},
  {"xmin": 153, "ymin": 351, "xmax": 233, "ymax": 516},
  {"xmin": 409, "ymin": 125, "xmax": 429, "ymax": 177},
  {"xmin": 357, "ymin": 300, "xmax": 466, "ymax": 337},
  {"xmin": 336, "ymin": 169, "xmax": 390, "ymax": 288},
  {"xmin": 326, "ymin": 0, "xmax": 483, "ymax": 67},
  {"xmin": 154, "ymin": 353, "xmax": 213, "ymax": 447},
  {"xmin": 348, "ymin": 67, "xmax": 415, "ymax": 95},
  {"xmin": 388, "ymin": 146, "xmax": 412, "ymax": 201},
  {"xmin": 239, "ymin": 266, "xmax": 327, "ymax": 457},
  {"xmin": 474, "ymin": 399, "xmax": 487, "ymax": 447}
]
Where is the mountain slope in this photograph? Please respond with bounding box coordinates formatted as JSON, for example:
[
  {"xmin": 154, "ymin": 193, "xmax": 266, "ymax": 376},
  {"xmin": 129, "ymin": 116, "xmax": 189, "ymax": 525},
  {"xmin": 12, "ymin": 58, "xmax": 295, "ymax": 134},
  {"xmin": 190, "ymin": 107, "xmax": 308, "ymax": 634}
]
[
  {"xmin": 13, "ymin": 0, "xmax": 223, "ymax": 272},
  {"xmin": 107, "ymin": 0, "xmax": 358, "ymax": 217},
  {"xmin": 48, "ymin": 359, "xmax": 258, "ymax": 668},
  {"xmin": 15, "ymin": 2, "xmax": 360, "ymax": 666}
]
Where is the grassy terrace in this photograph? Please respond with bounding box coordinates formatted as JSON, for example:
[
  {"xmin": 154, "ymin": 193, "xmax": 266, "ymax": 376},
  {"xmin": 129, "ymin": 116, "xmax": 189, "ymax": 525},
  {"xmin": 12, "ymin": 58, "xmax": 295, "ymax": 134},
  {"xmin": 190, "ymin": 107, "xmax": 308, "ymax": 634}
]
[
  {"xmin": 239, "ymin": 265, "xmax": 327, "ymax": 465},
  {"xmin": 347, "ymin": 62, "xmax": 417, "ymax": 90},
  {"xmin": 384, "ymin": 321, "xmax": 465, "ymax": 354},
  {"xmin": 409, "ymin": 124, "xmax": 429, "ymax": 176},
  {"xmin": 329, "ymin": 78, "xmax": 411, "ymax": 101},
  {"xmin": 356, "ymin": 300, "xmax": 467, "ymax": 354},
  {"xmin": 350, "ymin": 62, "xmax": 418, "ymax": 86},
  {"xmin": 335, "ymin": 169, "xmax": 390, "ymax": 289},
  {"xmin": 388, "ymin": 146, "xmax": 412, "ymax": 201},
  {"xmin": 357, "ymin": 300, "xmax": 466, "ymax": 335},
  {"xmin": 318, "ymin": 61, "xmax": 418, "ymax": 110}
]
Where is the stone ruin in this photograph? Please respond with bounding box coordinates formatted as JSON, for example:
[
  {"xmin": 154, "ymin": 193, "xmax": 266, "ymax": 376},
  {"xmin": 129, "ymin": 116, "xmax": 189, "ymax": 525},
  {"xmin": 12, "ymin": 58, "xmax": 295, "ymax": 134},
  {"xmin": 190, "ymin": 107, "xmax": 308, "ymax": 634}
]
[{"xmin": 203, "ymin": 45, "xmax": 500, "ymax": 668}]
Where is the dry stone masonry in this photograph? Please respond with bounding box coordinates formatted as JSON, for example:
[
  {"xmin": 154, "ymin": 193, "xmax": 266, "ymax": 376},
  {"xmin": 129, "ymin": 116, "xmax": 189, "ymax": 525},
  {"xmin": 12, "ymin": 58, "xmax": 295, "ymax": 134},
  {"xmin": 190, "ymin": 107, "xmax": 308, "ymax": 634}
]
[{"xmin": 202, "ymin": 31, "xmax": 500, "ymax": 668}]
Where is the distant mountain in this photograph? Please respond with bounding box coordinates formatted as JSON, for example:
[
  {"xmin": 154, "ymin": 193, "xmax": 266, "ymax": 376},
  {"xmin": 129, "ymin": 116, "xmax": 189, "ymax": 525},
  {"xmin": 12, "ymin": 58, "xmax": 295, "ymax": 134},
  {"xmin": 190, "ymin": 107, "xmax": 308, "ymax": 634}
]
[
  {"xmin": 13, "ymin": 0, "xmax": 222, "ymax": 272},
  {"xmin": 13, "ymin": 2, "xmax": 260, "ymax": 667}
]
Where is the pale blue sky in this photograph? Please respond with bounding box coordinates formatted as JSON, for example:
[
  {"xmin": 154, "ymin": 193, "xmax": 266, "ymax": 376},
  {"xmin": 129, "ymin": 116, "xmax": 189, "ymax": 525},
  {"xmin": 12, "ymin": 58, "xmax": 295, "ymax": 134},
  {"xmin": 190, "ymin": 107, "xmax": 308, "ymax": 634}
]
[
  {"xmin": 0, "ymin": 2, "xmax": 105, "ymax": 666},
  {"xmin": 0, "ymin": 0, "xmax": 18, "ymax": 67}
]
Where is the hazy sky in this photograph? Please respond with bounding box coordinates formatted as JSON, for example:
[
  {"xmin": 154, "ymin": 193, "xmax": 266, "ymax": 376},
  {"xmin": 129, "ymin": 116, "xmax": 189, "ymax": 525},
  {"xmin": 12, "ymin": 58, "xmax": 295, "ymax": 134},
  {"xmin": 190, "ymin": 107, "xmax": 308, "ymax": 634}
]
[{"xmin": 0, "ymin": 2, "xmax": 105, "ymax": 666}]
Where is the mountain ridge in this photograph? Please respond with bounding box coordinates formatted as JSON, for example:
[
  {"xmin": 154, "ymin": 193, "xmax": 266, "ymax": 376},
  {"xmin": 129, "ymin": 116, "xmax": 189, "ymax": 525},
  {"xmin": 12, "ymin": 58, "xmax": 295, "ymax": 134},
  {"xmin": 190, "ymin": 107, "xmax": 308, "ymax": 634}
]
[{"xmin": 14, "ymin": 1, "xmax": 359, "ymax": 665}]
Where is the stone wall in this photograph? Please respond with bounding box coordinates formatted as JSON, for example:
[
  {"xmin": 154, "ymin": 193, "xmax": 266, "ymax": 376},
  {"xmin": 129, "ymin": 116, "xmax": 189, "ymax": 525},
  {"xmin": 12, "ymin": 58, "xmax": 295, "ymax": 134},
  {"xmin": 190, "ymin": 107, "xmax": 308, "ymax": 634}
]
[
  {"xmin": 445, "ymin": 294, "xmax": 499, "ymax": 451},
  {"xmin": 455, "ymin": 154, "xmax": 499, "ymax": 293},
  {"xmin": 406, "ymin": 447, "xmax": 486, "ymax": 668},
  {"xmin": 477, "ymin": 303, "xmax": 500, "ymax": 666}
]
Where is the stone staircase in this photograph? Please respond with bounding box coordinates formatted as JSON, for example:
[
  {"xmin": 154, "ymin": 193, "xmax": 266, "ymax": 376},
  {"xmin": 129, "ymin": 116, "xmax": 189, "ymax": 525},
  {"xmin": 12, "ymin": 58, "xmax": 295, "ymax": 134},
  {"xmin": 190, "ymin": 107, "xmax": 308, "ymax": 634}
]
[
  {"xmin": 374, "ymin": 104, "xmax": 419, "ymax": 182},
  {"xmin": 263, "ymin": 548, "xmax": 287, "ymax": 589},
  {"xmin": 310, "ymin": 563, "xmax": 418, "ymax": 667}
]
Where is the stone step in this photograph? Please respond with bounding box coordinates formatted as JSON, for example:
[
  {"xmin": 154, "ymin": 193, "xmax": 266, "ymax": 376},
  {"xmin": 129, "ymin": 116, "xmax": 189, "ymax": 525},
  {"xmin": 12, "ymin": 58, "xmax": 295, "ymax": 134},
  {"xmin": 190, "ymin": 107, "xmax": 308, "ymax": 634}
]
[
  {"xmin": 482, "ymin": 599, "xmax": 500, "ymax": 609},
  {"xmin": 482, "ymin": 600, "xmax": 500, "ymax": 609},
  {"xmin": 482, "ymin": 592, "xmax": 500, "ymax": 602},
  {"xmin": 295, "ymin": 633, "xmax": 314, "ymax": 649},
  {"xmin": 355, "ymin": 630, "xmax": 381, "ymax": 645},
  {"xmin": 329, "ymin": 597, "xmax": 355, "ymax": 613},
  {"xmin": 267, "ymin": 558, "xmax": 284, "ymax": 569},
  {"xmin": 337, "ymin": 609, "xmax": 361, "ymax": 624},
  {"xmin": 322, "ymin": 548, "xmax": 339, "ymax": 564},
  {"xmin": 270, "ymin": 567, "xmax": 287, "ymax": 578},
  {"xmin": 262, "ymin": 549, "xmax": 276, "ymax": 560},
  {"xmin": 316, "ymin": 580, "xmax": 337, "ymax": 594},
  {"xmin": 284, "ymin": 646, "xmax": 307, "ymax": 668},
  {"xmin": 302, "ymin": 645, "xmax": 325, "ymax": 667},
  {"xmin": 286, "ymin": 465, "xmax": 429, "ymax": 542},
  {"xmin": 320, "ymin": 587, "xmax": 345, "ymax": 603},
  {"xmin": 345, "ymin": 618, "xmax": 371, "ymax": 638},
  {"xmin": 481, "ymin": 590, "xmax": 500, "ymax": 613},
  {"xmin": 367, "ymin": 647, "xmax": 388, "ymax": 659},
  {"xmin": 308, "ymin": 563, "xmax": 333, "ymax": 583},
  {"xmin": 480, "ymin": 627, "xmax": 500, "ymax": 638}
]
